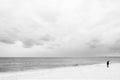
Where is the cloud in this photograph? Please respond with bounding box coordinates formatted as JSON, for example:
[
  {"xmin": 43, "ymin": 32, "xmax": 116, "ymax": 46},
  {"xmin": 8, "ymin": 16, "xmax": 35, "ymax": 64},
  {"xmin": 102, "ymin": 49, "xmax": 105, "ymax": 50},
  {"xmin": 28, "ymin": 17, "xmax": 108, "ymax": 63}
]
[
  {"xmin": 0, "ymin": 0, "xmax": 66, "ymax": 48},
  {"xmin": 108, "ymin": 39, "xmax": 120, "ymax": 53},
  {"xmin": 0, "ymin": 0, "xmax": 120, "ymax": 57},
  {"xmin": 0, "ymin": 28, "xmax": 54, "ymax": 48},
  {"xmin": 86, "ymin": 38, "xmax": 102, "ymax": 49},
  {"xmin": 0, "ymin": 17, "xmax": 55, "ymax": 48}
]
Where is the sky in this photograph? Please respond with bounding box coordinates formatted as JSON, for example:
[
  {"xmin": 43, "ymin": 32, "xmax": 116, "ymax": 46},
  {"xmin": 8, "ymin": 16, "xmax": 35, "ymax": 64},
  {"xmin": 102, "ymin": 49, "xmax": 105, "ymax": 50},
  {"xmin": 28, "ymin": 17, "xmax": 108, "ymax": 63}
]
[{"xmin": 0, "ymin": 0, "xmax": 120, "ymax": 57}]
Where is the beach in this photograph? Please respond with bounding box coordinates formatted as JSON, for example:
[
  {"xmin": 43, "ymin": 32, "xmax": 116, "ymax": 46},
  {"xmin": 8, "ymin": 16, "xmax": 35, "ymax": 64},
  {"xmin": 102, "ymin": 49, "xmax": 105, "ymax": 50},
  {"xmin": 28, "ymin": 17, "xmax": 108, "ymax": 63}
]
[{"xmin": 0, "ymin": 63, "xmax": 120, "ymax": 80}]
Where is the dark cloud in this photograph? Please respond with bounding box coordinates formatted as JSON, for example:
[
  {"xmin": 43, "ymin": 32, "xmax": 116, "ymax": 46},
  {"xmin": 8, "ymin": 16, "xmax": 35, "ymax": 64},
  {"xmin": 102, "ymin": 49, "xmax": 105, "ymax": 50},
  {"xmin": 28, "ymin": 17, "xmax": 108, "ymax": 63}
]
[
  {"xmin": 0, "ymin": 39, "xmax": 15, "ymax": 44},
  {"xmin": 86, "ymin": 38, "xmax": 102, "ymax": 49},
  {"xmin": 109, "ymin": 39, "xmax": 120, "ymax": 53},
  {"xmin": 0, "ymin": 28, "xmax": 55, "ymax": 48},
  {"xmin": 22, "ymin": 35, "xmax": 54, "ymax": 48}
]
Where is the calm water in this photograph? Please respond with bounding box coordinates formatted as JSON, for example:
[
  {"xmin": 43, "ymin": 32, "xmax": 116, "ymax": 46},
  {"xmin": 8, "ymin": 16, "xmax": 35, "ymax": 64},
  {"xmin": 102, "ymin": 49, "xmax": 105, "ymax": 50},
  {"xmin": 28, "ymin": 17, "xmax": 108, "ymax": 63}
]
[{"xmin": 0, "ymin": 57, "xmax": 120, "ymax": 72}]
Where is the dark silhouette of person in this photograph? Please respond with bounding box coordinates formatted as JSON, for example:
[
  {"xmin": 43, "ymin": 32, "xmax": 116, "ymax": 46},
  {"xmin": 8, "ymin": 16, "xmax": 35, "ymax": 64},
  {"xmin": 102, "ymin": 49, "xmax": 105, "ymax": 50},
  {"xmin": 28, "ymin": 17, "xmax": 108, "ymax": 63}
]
[{"xmin": 107, "ymin": 61, "xmax": 110, "ymax": 68}]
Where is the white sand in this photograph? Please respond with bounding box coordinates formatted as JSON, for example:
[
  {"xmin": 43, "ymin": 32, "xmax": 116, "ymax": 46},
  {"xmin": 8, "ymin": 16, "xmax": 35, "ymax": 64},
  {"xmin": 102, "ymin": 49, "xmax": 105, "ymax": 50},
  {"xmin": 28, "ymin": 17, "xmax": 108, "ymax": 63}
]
[{"xmin": 0, "ymin": 63, "xmax": 120, "ymax": 80}]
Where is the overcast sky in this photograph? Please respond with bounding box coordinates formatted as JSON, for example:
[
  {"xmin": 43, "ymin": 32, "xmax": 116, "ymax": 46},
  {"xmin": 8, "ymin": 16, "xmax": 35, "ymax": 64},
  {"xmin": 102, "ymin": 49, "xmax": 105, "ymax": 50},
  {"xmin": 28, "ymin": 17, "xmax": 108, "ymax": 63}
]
[{"xmin": 0, "ymin": 0, "xmax": 120, "ymax": 57}]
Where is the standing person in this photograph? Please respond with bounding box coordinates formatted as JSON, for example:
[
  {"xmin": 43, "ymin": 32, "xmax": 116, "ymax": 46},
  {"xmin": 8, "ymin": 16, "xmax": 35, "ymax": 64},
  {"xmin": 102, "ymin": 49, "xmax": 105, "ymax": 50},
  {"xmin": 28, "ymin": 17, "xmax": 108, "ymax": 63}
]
[{"xmin": 107, "ymin": 61, "xmax": 110, "ymax": 68}]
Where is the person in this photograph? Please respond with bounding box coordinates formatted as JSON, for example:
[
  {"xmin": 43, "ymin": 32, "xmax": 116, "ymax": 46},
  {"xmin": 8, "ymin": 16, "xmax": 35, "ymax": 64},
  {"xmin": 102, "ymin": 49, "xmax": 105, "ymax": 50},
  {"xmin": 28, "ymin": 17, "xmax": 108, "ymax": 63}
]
[{"xmin": 107, "ymin": 61, "xmax": 110, "ymax": 68}]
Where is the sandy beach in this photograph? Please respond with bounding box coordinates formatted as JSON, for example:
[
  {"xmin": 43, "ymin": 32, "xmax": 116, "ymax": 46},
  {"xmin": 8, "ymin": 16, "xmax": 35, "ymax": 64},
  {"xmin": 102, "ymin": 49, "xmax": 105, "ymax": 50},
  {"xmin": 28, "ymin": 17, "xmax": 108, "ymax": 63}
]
[{"xmin": 0, "ymin": 63, "xmax": 120, "ymax": 80}]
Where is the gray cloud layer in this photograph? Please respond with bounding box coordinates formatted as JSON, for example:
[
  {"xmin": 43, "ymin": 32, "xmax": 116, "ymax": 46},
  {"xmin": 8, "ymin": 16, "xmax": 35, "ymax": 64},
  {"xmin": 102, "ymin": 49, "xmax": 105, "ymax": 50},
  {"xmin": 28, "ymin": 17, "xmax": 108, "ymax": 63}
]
[{"xmin": 0, "ymin": 0, "xmax": 120, "ymax": 56}]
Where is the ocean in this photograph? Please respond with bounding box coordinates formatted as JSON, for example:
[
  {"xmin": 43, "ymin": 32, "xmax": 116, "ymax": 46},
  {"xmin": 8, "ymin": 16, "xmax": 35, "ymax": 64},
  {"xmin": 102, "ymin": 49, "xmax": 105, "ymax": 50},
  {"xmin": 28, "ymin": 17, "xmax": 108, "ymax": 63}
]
[{"xmin": 0, "ymin": 57, "xmax": 120, "ymax": 73}]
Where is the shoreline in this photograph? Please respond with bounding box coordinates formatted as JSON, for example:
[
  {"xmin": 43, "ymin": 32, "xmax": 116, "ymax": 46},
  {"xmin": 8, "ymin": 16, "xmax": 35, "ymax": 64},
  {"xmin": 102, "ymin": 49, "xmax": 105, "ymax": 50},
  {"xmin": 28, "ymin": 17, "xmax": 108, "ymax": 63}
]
[
  {"xmin": 0, "ymin": 63, "xmax": 120, "ymax": 80},
  {"xmin": 0, "ymin": 62, "xmax": 107, "ymax": 74}
]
